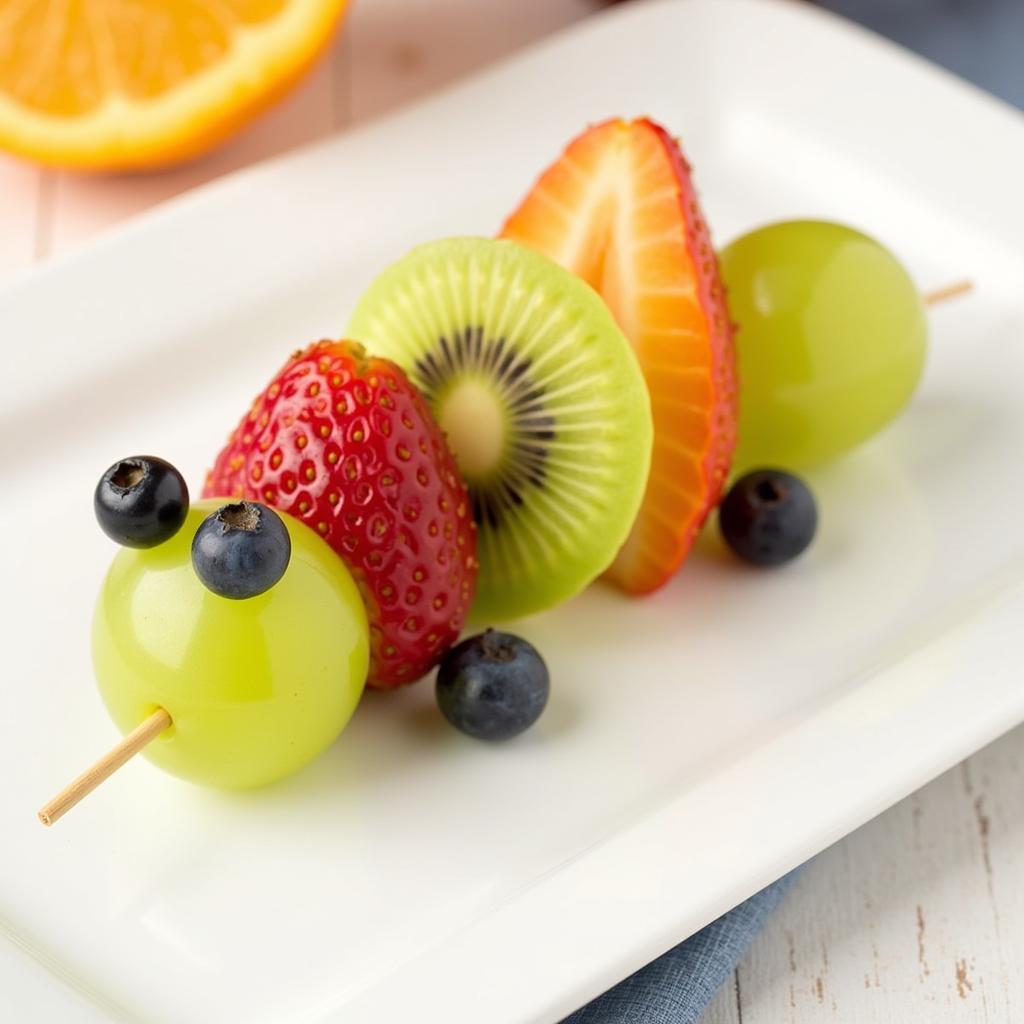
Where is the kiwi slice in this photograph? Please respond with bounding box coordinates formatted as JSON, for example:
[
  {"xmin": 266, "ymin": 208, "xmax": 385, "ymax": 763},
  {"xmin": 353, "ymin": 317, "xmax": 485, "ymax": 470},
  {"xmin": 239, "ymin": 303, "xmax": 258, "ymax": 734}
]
[{"xmin": 348, "ymin": 238, "xmax": 652, "ymax": 621}]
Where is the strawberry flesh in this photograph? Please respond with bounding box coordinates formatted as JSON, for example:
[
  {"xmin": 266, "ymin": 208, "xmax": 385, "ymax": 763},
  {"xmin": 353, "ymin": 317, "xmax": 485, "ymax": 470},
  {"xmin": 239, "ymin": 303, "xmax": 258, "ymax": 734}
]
[{"xmin": 501, "ymin": 117, "xmax": 737, "ymax": 594}]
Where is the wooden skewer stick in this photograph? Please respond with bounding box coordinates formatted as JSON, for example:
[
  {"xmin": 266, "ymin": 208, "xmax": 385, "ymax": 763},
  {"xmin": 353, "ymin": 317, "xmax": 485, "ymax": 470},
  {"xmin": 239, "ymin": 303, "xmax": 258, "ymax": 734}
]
[
  {"xmin": 923, "ymin": 279, "xmax": 973, "ymax": 306},
  {"xmin": 30, "ymin": 274, "xmax": 977, "ymax": 828},
  {"xmin": 38, "ymin": 707, "xmax": 172, "ymax": 827}
]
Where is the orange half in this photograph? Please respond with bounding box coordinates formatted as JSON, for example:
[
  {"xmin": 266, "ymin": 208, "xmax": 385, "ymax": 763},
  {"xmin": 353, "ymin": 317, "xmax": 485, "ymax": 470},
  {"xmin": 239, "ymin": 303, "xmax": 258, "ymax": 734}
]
[{"xmin": 0, "ymin": 0, "xmax": 348, "ymax": 170}]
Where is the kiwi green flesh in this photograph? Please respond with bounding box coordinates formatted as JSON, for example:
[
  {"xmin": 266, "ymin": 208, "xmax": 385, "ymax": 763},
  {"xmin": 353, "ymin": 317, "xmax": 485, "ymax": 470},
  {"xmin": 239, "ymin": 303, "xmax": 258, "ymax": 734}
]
[{"xmin": 348, "ymin": 237, "xmax": 653, "ymax": 621}]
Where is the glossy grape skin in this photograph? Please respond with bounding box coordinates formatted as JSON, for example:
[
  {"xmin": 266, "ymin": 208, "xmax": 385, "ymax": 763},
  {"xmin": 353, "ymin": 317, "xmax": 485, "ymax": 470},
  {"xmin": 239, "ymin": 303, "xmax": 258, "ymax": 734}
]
[
  {"xmin": 92, "ymin": 500, "xmax": 369, "ymax": 789},
  {"xmin": 719, "ymin": 221, "xmax": 927, "ymax": 468}
]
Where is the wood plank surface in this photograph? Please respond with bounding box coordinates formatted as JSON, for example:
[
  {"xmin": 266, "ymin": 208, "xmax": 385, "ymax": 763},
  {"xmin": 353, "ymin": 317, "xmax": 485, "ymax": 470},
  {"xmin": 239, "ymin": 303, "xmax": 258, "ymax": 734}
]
[{"xmin": 701, "ymin": 723, "xmax": 1024, "ymax": 1023}]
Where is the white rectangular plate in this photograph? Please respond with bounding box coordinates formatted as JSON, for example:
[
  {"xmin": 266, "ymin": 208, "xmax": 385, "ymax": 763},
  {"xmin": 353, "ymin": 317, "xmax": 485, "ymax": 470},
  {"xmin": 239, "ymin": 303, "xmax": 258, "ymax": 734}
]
[{"xmin": 3, "ymin": 1, "xmax": 1024, "ymax": 1021}]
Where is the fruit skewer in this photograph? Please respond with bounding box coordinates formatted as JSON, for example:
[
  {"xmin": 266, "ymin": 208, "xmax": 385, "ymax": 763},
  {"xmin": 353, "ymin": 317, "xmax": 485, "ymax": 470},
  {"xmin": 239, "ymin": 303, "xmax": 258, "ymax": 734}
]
[{"xmin": 33, "ymin": 208, "xmax": 973, "ymax": 830}]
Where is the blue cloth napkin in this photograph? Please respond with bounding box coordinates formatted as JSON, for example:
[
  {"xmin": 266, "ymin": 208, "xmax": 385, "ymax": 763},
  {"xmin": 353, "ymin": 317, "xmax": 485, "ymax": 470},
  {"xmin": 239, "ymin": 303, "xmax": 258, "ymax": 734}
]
[
  {"xmin": 819, "ymin": 0, "xmax": 1024, "ymax": 108},
  {"xmin": 561, "ymin": 872, "xmax": 799, "ymax": 1023}
]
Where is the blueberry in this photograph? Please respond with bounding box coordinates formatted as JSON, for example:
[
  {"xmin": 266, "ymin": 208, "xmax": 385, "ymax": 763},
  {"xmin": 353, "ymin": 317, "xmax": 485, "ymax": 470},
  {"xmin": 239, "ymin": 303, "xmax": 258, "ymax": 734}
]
[
  {"xmin": 191, "ymin": 502, "xmax": 291, "ymax": 599},
  {"xmin": 94, "ymin": 456, "xmax": 189, "ymax": 548},
  {"xmin": 719, "ymin": 468, "xmax": 817, "ymax": 567},
  {"xmin": 436, "ymin": 629, "xmax": 549, "ymax": 741}
]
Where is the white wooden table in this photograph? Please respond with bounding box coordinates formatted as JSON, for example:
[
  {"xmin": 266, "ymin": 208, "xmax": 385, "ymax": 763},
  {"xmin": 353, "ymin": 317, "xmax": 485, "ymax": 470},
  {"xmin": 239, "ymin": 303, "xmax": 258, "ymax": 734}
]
[
  {"xmin": 703, "ymin": 726, "xmax": 1024, "ymax": 1022},
  {"xmin": 3, "ymin": 2, "xmax": 1021, "ymax": 1020}
]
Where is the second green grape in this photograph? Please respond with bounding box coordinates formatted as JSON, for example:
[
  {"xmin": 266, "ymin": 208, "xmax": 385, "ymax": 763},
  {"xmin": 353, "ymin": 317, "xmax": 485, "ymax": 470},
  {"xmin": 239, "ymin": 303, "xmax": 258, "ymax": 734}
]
[{"xmin": 719, "ymin": 220, "xmax": 927, "ymax": 469}]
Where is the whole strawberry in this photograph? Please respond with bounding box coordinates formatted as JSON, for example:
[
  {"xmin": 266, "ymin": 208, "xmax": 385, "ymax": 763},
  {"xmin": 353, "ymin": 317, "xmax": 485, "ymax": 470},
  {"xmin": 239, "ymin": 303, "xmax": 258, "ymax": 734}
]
[{"xmin": 205, "ymin": 340, "xmax": 478, "ymax": 688}]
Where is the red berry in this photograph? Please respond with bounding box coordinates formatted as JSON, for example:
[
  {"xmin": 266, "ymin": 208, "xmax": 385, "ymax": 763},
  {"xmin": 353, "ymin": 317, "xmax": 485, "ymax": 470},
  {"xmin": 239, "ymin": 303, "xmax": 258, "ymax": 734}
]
[{"xmin": 205, "ymin": 340, "xmax": 478, "ymax": 688}]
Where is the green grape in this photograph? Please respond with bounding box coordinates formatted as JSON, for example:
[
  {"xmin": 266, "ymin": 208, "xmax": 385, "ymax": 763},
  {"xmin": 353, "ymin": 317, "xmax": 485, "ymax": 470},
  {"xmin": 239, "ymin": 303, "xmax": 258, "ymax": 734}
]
[
  {"xmin": 719, "ymin": 220, "xmax": 927, "ymax": 468},
  {"xmin": 92, "ymin": 500, "xmax": 369, "ymax": 789}
]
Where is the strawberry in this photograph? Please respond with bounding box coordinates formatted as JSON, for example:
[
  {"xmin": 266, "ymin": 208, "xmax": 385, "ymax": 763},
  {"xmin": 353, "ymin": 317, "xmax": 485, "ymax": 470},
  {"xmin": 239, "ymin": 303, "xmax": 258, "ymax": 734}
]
[
  {"xmin": 501, "ymin": 117, "xmax": 737, "ymax": 594},
  {"xmin": 205, "ymin": 340, "xmax": 478, "ymax": 688}
]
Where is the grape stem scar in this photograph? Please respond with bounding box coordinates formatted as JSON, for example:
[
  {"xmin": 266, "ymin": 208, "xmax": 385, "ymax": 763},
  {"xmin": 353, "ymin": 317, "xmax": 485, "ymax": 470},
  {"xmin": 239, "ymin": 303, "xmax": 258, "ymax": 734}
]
[{"xmin": 37, "ymin": 707, "xmax": 173, "ymax": 827}]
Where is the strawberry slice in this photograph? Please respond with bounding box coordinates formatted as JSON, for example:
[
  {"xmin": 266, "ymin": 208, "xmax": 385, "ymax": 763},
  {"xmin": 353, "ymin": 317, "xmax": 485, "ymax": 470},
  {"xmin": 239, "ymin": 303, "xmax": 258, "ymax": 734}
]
[{"xmin": 501, "ymin": 118, "xmax": 737, "ymax": 594}]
